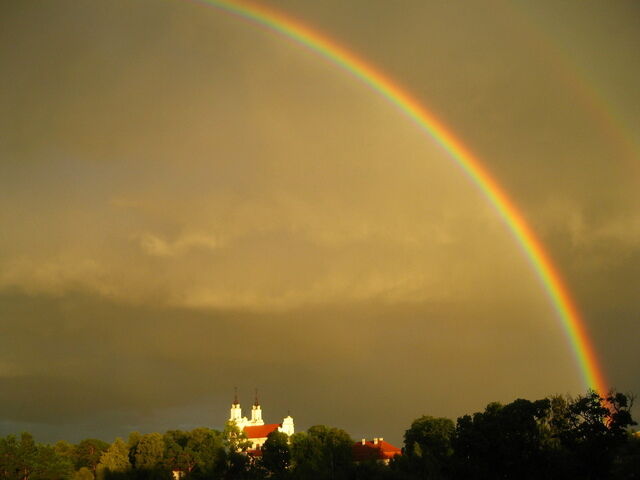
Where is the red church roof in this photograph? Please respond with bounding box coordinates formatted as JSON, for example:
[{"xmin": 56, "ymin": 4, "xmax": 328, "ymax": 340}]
[
  {"xmin": 243, "ymin": 423, "xmax": 280, "ymax": 439},
  {"xmin": 352, "ymin": 438, "xmax": 402, "ymax": 462}
]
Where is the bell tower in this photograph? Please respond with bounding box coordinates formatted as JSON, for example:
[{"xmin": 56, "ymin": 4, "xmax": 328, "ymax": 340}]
[
  {"xmin": 229, "ymin": 387, "xmax": 242, "ymax": 424},
  {"xmin": 250, "ymin": 388, "xmax": 264, "ymax": 425}
]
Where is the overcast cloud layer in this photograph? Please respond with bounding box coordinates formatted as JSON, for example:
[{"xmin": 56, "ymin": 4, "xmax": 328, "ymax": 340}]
[{"xmin": 1, "ymin": 0, "xmax": 639, "ymax": 444}]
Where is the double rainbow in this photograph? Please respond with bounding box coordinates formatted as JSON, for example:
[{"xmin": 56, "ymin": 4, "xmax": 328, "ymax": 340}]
[{"xmin": 192, "ymin": 0, "xmax": 608, "ymax": 396}]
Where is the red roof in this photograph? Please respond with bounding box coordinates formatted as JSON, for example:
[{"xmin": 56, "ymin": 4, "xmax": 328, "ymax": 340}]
[
  {"xmin": 352, "ymin": 439, "xmax": 402, "ymax": 462},
  {"xmin": 243, "ymin": 423, "xmax": 280, "ymax": 439}
]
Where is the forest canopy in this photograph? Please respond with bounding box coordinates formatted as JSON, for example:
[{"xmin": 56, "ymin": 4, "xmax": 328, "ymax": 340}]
[{"xmin": 0, "ymin": 390, "xmax": 637, "ymax": 480}]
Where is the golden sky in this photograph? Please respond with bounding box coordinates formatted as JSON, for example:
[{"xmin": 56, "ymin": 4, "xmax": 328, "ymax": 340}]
[{"xmin": 1, "ymin": 0, "xmax": 639, "ymax": 444}]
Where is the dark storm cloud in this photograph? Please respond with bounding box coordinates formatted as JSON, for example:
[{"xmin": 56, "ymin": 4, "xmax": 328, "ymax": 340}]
[
  {"xmin": 1, "ymin": 0, "xmax": 638, "ymax": 444},
  {"xmin": 0, "ymin": 290, "xmax": 577, "ymax": 444}
]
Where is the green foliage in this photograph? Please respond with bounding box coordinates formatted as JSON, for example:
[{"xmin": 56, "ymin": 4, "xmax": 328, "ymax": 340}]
[
  {"xmin": 163, "ymin": 428, "xmax": 226, "ymax": 478},
  {"xmin": 219, "ymin": 421, "xmax": 256, "ymax": 479},
  {"xmin": 75, "ymin": 439, "xmax": 109, "ymax": 474},
  {"xmin": 162, "ymin": 431, "xmax": 195, "ymax": 475},
  {"xmin": 97, "ymin": 438, "xmax": 131, "ymax": 480},
  {"xmin": 0, "ymin": 433, "xmax": 73, "ymax": 480},
  {"xmin": 17, "ymin": 432, "xmax": 38, "ymax": 480},
  {"xmin": 0, "ymin": 435, "xmax": 20, "ymax": 479},
  {"xmin": 222, "ymin": 421, "xmax": 252, "ymax": 453},
  {"xmin": 260, "ymin": 430, "xmax": 291, "ymax": 478},
  {"xmin": 0, "ymin": 389, "xmax": 637, "ymax": 480},
  {"xmin": 127, "ymin": 433, "xmax": 142, "ymax": 452},
  {"xmin": 611, "ymin": 433, "xmax": 640, "ymax": 479},
  {"xmin": 53, "ymin": 441, "xmax": 76, "ymax": 465},
  {"xmin": 353, "ymin": 460, "xmax": 398, "ymax": 480},
  {"xmin": 452, "ymin": 398, "xmax": 552, "ymax": 479},
  {"xmin": 73, "ymin": 467, "xmax": 95, "ymax": 480},
  {"xmin": 131, "ymin": 433, "xmax": 165, "ymax": 474},
  {"xmin": 290, "ymin": 425, "xmax": 353, "ymax": 480},
  {"xmin": 31, "ymin": 444, "xmax": 74, "ymax": 480},
  {"xmin": 191, "ymin": 428, "xmax": 227, "ymax": 477},
  {"xmin": 439, "ymin": 390, "xmax": 637, "ymax": 480},
  {"xmin": 549, "ymin": 390, "xmax": 637, "ymax": 479},
  {"xmin": 399, "ymin": 416, "xmax": 455, "ymax": 479}
]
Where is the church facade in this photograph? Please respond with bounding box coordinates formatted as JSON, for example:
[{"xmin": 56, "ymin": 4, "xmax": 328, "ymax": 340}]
[{"xmin": 229, "ymin": 392, "xmax": 294, "ymax": 450}]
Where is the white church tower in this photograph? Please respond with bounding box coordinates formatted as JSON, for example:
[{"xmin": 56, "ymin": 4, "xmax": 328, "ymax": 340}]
[
  {"xmin": 227, "ymin": 388, "xmax": 294, "ymax": 445},
  {"xmin": 229, "ymin": 387, "xmax": 243, "ymax": 424},
  {"xmin": 249, "ymin": 390, "xmax": 264, "ymax": 426},
  {"xmin": 279, "ymin": 414, "xmax": 295, "ymax": 436}
]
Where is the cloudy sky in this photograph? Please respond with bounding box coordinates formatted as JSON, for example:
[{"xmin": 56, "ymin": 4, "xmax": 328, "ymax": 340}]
[{"xmin": 1, "ymin": 0, "xmax": 639, "ymax": 445}]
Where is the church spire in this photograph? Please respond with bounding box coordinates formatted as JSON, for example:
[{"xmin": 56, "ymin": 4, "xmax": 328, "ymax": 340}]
[
  {"xmin": 249, "ymin": 388, "xmax": 264, "ymax": 425},
  {"xmin": 229, "ymin": 387, "xmax": 242, "ymax": 424}
]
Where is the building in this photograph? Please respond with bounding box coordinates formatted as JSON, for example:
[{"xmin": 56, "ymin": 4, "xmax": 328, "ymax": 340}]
[
  {"xmin": 352, "ymin": 437, "xmax": 402, "ymax": 465},
  {"xmin": 229, "ymin": 390, "xmax": 294, "ymax": 450}
]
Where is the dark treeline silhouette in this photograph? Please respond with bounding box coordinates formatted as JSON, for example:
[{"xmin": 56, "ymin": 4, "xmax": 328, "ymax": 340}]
[{"xmin": 1, "ymin": 390, "xmax": 638, "ymax": 480}]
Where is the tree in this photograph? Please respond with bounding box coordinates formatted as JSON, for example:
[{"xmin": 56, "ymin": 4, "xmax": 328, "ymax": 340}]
[
  {"xmin": 452, "ymin": 398, "xmax": 552, "ymax": 479},
  {"xmin": 220, "ymin": 421, "xmax": 254, "ymax": 479},
  {"xmin": 31, "ymin": 444, "xmax": 73, "ymax": 480},
  {"xmin": 73, "ymin": 467, "xmax": 94, "ymax": 480},
  {"xmin": 162, "ymin": 430, "xmax": 224, "ymax": 478},
  {"xmin": 550, "ymin": 390, "xmax": 637, "ymax": 479},
  {"xmin": 611, "ymin": 432, "xmax": 640, "ymax": 479},
  {"xmin": 290, "ymin": 425, "xmax": 353, "ymax": 480},
  {"xmin": 0, "ymin": 435, "xmax": 21, "ymax": 480},
  {"xmin": 16, "ymin": 433, "xmax": 38, "ymax": 480},
  {"xmin": 353, "ymin": 460, "xmax": 397, "ymax": 480},
  {"xmin": 186, "ymin": 428, "xmax": 226, "ymax": 478},
  {"xmin": 446, "ymin": 390, "xmax": 637, "ymax": 479},
  {"xmin": 222, "ymin": 421, "xmax": 252, "ymax": 453},
  {"xmin": 131, "ymin": 433, "xmax": 164, "ymax": 472},
  {"xmin": 75, "ymin": 439, "xmax": 109, "ymax": 475},
  {"xmin": 0, "ymin": 434, "xmax": 72, "ymax": 480},
  {"xmin": 53, "ymin": 441, "xmax": 75, "ymax": 465},
  {"xmin": 97, "ymin": 438, "xmax": 131, "ymax": 480},
  {"xmin": 400, "ymin": 416, "xmax": 455, "ymax": 479},
  {"xmin": 126, "ymin": 433, "xmax": 142, "ymax": 471},
  {"xmin": 163, "ymin": 431, "xmax": 194, "ymax": 477},
  {"xmin": 261, "ymin": 431, "xmax": 291, "ymax": 478}
]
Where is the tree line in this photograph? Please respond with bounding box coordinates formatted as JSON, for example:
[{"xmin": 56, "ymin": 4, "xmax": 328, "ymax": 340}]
[{"xmin": 1, "ymin": 390, "xmax": 638, "ymax": 480}]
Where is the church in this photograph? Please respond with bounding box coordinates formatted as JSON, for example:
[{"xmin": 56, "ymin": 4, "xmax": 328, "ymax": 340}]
[{"xmin": 229, "ymin": 390, "xmax": 294, "ymax": 450}]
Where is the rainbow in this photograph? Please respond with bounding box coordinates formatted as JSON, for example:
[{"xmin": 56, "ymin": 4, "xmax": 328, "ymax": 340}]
[
  {"xmin": 191, "ymin": 0, "xmax": 608, "ymax": 396},
  {"xmin": 543, "ymin": 41, "xmax": 640, "ymax": 180},
  {"xmin": 507, "ymin": 3, "xmax": 640, "ymax": 181}
]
